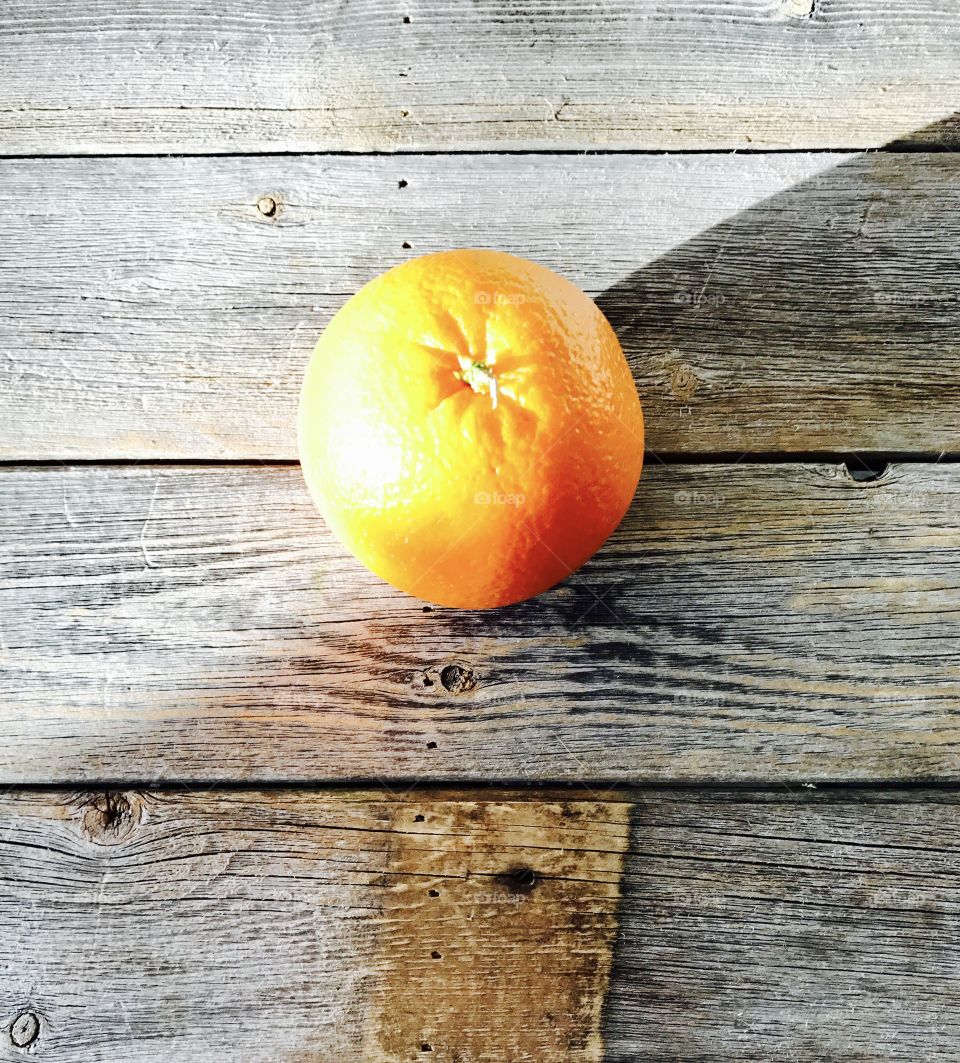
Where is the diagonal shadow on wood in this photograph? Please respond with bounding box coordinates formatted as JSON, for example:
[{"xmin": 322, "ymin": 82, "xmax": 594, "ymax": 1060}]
[
  {"xmin": 7, "ymin": 119, "xmax": 960, "ymax": 792},
  {"xmin": 593, "ymin": 115, "xmax": 960, "ymax": 1063},
  {"xmin": 345, "ymin": 115, "xmax": 960, "ymax": 788},
  {"xmin": 594, "ymin": 112, "xmax": 960, "ymax": 458}
]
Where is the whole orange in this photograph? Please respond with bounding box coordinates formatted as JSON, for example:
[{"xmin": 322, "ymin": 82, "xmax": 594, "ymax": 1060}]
[{"xmin": 298, "ymin": 249, "xmax": 643, "ymax": 609}]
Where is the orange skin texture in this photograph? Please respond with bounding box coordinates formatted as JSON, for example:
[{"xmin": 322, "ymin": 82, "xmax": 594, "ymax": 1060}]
[{"xmin": 298, "ymin": 249, "xmax": 644, "ymax": 609}]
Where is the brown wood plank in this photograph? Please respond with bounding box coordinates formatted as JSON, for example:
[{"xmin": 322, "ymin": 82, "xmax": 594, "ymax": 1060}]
[
  {"xmin": 2, "ymin": 152, "xmax": 960, "ymax": 459},
  {"xmin": 4, "ymin": 787, "xmax": 960, "ymax": 1060},
  {"xmin": 1, "ymin": 1, "xmax": 958, "ymax": 153},
  {"xmin": 3, "ymin": 461, "xmax": 958, "ymax": 784}
]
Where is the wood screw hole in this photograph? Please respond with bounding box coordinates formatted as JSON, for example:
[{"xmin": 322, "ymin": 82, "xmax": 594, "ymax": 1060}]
[
  {"xmin": 431, "ymin": 950, "xmax": 442, "ymax": 959},
  {"xmin": 414, "ymin": 814, "xmax": 425, "ymax": 822},
  {"xmin": 496, "ymin": 865, "xmax": 538, "ymax": 893},
  {"xmin": 426, "ymin": 741, "xmax": 437, "ymax": 750},
  {"xmin": 398, "ymin": 179, "xmax": 408, "ymax": 188},
  {"xmin": 428, "ymin": 889, "xmax": 440, "ymax": 897},
  {"xmin": 512, "ymin": 867, "xmax": 536, "ymax": 888}
]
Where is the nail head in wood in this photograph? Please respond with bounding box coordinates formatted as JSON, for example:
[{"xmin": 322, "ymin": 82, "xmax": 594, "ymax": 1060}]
[{"xmin": 256, "ymin": 195, "xmax": 278, "ymax": 218}]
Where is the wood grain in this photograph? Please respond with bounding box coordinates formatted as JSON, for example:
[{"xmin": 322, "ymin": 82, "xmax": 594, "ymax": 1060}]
[
  {"xmin": 2, "ymin": 1, "xmax": 958, "ymax": 154},
  {"xmin": 3, "ymin": 460, "xmax": 959, "ymax": 784},
  {"xmin": 4, "ymin": 787, "xmax": 960, "ymax": 1061},
  {"xmin": 3, "ymin": 152, "xmax": 960, "ymax": 459},
  {"xmin": 605, "ymin": 787, "xmax": 960, "ymax": 1062},
  {"xmin": 0, "ymin": 788, "xmax": 629, "ymax": 1063}
]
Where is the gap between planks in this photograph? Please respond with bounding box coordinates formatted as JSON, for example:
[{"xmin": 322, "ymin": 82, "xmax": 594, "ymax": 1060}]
[{"xmin": 1, "ymin": 451, "xmax": 956, "ymax": 469}]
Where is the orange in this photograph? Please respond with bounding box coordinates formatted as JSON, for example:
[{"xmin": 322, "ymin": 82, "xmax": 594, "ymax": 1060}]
[{"xmin": 298, "ymin": 249, "xmax": 643, "ymax": 609}]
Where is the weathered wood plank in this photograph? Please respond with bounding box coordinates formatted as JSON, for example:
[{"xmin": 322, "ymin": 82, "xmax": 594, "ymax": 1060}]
[
  {"xmin": 1, "ymin": 1, "xmax": 958, "ymax": 153},
  {"xmin": 605, "ymin": 788, "xmax": 960, "ymax": 1061},
  {"xmin": 0, "ymin": 788, "xmax": 630, "ymax": 1062},
  {"xmin": 3, "ymin": 461, "xmax": 959, "ymax": 783},
  {"xmin": 4, "ymin": 787, "xmax": 960, "ymax": 1061},
  {"xmin": 3, "ymin": 152, "xmax": 960, "ymax": 459}
]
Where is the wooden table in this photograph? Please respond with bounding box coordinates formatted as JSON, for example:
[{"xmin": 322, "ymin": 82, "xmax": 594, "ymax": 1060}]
[{"xmin": 2, "ymin": 3, "xmax": 960, "ymax": 1060}]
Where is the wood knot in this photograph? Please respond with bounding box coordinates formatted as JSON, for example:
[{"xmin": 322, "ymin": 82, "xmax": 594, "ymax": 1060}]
[
  {"xmin": 415, "ymin": 664, "xmax": 478, "ymax": 693},
  {"xmin": 669, "ymin": 364, "xmax": 699, "ymax": 399},
  {"xmin": 439, "ymin": 664, "xmax": 476, "ymax": 693},
  {"xmin": 79, "ymin": 791, "xmax": 143, "ymax": 844},
  {"xmin": 256, "ymin": 194, "xmax": 280, "ymax": 219},
  {"xmin": 10, "ymin": 1011, "xmax": 40, "ymax": 1049}
]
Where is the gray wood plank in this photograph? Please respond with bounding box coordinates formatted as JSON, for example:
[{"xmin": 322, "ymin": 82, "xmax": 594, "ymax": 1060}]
[
  {"xmin": 0, "ymin": 788, "xmax": 628, "ymax": 1063},
  {"xmin": 2, "ymin": 461, "xmax": 959, "ymax": 783},
  {"xmin": 1, "ymin": 1, "xmax": 958, "ymax": 153},
  {"xmin": 3, "ymin": 152, "xmax": 960, "ymax": 459},
  {"xmin": 3, "ymin": 787, "xmax": 960, "ymax": 1061},
  {"xmin": 605, "ymin": 788, "xmax": 960, "ymax": 1062}
]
